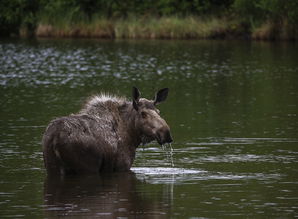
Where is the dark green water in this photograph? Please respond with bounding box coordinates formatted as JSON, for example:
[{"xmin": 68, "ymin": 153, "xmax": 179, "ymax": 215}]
[{"xmin": 0, "ymin": 39, "xmax": 297, "ymax": 218}]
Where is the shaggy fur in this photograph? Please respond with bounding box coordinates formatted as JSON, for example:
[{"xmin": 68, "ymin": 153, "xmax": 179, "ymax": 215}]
[{"xmin": 42, "ymin": 88, "xmax": 172, "ymax": 176}]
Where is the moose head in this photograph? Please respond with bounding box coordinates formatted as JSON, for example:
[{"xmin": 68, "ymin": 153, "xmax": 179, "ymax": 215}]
[{"xmin": 132, "ymin": 87, "xmax": 173, "ymax": 145}]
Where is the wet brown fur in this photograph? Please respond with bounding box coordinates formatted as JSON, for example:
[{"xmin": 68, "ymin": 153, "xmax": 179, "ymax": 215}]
[{"xmin": 42, "ymin": 88, "xmax": 172, "ymax": 176}]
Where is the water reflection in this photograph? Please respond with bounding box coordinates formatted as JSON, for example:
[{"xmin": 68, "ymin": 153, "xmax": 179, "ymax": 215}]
[
  {"xmin": 1, "ymin": 39, "xmax": 298, "ymax": 218},
  {"xmin": 44, "ymin": 172, "xmax": 170, "ymax": 218}
]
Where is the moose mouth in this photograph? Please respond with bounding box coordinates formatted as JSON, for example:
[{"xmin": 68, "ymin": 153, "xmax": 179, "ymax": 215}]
[
  {"xmin": 155, "ymin": 131, "xmax": 173, "ymax": 145},
  {"xmin": 155, "ymin": 133, "xmax": 163, "ymax": 145},
  {"xmin": 141, "ymin": 132, "xmax": 173, "ymax": 146}
]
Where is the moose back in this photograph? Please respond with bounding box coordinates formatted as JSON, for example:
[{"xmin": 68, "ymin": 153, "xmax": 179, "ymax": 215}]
[{"xmin": 42, "ymin": 87, "xmax": 172, "ymax": 176}]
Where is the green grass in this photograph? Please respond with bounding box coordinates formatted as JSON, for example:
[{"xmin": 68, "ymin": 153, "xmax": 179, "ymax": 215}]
[
  {"xmin": 34, "ymin": 15, "xmax": 297, "ymax": 40},
  {"xmin": 35, "ymin": 16, "xmax": 233, "ymax": 39},
  {"xmin": 252, "ymin": 20, "xmax": 298, "ymax": 41},
  {"xmin": 114, "ymin": 16, "xmax": 230, "ymax": 39}
]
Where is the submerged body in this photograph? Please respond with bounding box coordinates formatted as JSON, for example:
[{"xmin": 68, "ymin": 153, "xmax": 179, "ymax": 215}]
[{"xmin": 42, "ymin": 88, "xmax": 172, "ymax": 175}]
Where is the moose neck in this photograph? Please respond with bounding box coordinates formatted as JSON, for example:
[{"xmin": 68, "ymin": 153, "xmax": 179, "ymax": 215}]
[{"xmin": 119, "ymin": 102, "xmax": 142, "ymax": 148}]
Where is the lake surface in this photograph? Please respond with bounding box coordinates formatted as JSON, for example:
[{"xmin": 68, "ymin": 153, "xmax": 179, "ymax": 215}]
[{"xmin": 0, "ymin": 38, "xmax": 297, "ymax": 218}]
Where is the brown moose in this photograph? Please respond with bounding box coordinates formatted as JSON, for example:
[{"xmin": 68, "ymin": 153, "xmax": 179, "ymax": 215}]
[{"xmin": 42, "ymin": 87, "xmax": 172, "ymax": 176}]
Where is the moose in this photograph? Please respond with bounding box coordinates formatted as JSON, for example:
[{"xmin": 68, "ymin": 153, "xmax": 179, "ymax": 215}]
[{"xmin": 42, "ymin": 87, "xmax": 172, "ymax": 176}]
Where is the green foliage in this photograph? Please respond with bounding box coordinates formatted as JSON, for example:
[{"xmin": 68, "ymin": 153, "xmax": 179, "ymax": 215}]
[
  {"xmin": 0, "ymin": 0, "xmax": 39, "ymax": 36},
  {"xmin": 233, "ymin": 0, "xmax": 298, "ymax": 26},
  {"xmin": 39, "ymin": 0, "xmax": 82, "ymax": 26},
  {"xmin": 0, "ymin": 0, "xmax": 297, "ymax": 39}
]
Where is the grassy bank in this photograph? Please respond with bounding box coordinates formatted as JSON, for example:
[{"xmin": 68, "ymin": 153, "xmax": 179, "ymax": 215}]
[
  {"xmin": 252, "ymin": 20, "xmax": 298, "ymax": 41},
  {"xmin": 2, "ymin": 0, "xmax": 297, "ymax": 40},
  {"xmin": 32, "ymin": 16, "xmax": 297, "ymax": 40},
  {"xmin": 34, "ymin": 16, "xmax": 236, "ymax": 39}
]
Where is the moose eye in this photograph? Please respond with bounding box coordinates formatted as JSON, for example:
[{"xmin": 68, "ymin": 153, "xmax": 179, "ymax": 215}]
[{"xmin": 141, "ymin": 111, "xmax": 147, "ymax": 119}]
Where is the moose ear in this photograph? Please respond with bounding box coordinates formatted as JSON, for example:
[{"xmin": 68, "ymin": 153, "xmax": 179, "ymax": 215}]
[
  {"xmin": 154, "ymin": 88, "xmax": 169, "ymax": 105},
  {"xmin": 132, "ymin": 87, "xmax": 141, "ymax": 111},
  {"xmin": 133, "ymin": 100, "xmax": 139, "ymax": 111}
]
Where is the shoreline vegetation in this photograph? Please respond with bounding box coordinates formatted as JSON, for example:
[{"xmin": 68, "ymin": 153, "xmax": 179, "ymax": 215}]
[
  {"xmin": 1, "ymin": 0, "xmax": 298, "ymax": 41},
  {"xmin": 34, "ymin": 16, "xmax": 237, "ymax": 39},
  {"xmin": 32, "ymin": 16, "xmax": 297, "ymax": 40}
]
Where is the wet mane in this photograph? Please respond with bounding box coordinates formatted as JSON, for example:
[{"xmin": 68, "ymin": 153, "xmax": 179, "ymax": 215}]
[{"xmin": 80, "ymin": 94, "xmax": 128, "ymax": 116}]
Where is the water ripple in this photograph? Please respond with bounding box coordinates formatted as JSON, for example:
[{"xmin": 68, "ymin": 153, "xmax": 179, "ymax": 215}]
[{"xmin": 132, "ymin": 167, "xmax": 281, "ymax": 185}]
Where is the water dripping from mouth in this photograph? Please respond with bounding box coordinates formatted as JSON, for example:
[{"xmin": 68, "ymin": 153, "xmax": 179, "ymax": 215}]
[{"xmin": 161, "ymin": 143, "xmax": 174, "ymax": 167}]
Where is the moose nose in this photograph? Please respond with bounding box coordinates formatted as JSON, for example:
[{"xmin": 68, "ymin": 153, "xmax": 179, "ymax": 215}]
[{"xmin": 156, "ymin": 129, "xmax": 173, "ymax": 145}]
